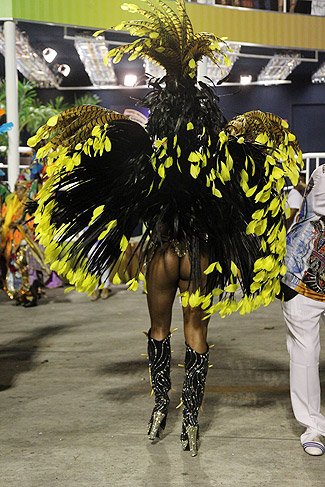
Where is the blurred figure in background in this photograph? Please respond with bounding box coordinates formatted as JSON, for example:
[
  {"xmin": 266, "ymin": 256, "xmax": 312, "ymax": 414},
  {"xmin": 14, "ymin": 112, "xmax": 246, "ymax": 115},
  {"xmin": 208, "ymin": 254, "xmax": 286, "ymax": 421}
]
[
  {"xmin": 311, "ymin": 0, "xmax": 325, "ymax": 15},
  {"xmin": 0, "ymin": 169, "xmax": 10, "ymax": 287},
  {"xmin": 90, "ymin": 268, "xmax": 112, "ymax": 301},
  {"xmin": 0, "ymin": 177, "xmax": 48, "ymax": 306},
  {"xmin": 0, "ymin": 170, "xmax": 10, "ymax": 207},
  {"xmin": 286, "ymin": 174, "xmax": 307, "ymax": 230}
]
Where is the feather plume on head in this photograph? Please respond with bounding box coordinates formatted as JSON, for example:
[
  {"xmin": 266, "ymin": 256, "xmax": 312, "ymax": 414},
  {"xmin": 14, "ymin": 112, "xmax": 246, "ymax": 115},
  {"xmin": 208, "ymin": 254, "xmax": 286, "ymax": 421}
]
[{"xmin": 100, "ymin": 0, "xmax": 231, "ymax": 81}]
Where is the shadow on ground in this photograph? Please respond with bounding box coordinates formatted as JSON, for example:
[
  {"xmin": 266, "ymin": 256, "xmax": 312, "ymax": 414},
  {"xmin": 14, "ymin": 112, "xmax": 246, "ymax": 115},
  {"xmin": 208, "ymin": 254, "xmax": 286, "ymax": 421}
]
[{"xmin": 0, "ymin": 324, "xmax": 72, "ymax": 390}]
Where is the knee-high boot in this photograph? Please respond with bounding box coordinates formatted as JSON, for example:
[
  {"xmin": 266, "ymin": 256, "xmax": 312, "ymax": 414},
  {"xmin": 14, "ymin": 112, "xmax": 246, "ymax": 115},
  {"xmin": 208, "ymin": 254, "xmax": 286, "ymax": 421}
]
[
  {"xmin": 147, "ymin": 330, "xmax": 171, "ymax": 440},
  {"xmin": 180, "ymin": 343, "xmax": 209, "ymax": 456}
]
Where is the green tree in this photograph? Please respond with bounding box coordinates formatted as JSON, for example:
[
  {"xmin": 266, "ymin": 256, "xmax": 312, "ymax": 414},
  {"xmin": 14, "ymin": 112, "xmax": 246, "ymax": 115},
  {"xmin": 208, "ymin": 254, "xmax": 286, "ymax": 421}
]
[
  {"xmin": 74, "ymin": 93, "xmax": 101, "ymax": 106},
  {"xmin": 0, "ymin": 79, "xmax": 37, "ymax": 145}
]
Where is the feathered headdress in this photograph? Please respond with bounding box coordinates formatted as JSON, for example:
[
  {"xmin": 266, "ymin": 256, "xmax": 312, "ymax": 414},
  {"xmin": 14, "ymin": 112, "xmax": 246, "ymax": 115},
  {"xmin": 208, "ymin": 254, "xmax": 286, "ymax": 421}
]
[{"xmin": 100, "ymin": 0, "xmax": 231, "ymax": 80}]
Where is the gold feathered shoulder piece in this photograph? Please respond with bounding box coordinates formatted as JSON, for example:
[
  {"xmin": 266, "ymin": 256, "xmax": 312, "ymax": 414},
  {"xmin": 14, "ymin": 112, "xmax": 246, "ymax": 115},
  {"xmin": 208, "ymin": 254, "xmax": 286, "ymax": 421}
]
[
  {"xmin": 225, "ymin": 110, "xmax": 300, "ymax": 153},
  {"xmin": 224, "ymin": 110, "xmax": 302, "ymax": 186}
]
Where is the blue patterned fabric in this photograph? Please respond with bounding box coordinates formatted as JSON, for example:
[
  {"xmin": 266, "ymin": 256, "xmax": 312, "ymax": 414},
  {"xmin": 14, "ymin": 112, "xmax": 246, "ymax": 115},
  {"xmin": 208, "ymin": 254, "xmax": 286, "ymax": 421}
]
[{"xmin": 282, "ymin": 165, "xmax": 325, "ymax": 297}]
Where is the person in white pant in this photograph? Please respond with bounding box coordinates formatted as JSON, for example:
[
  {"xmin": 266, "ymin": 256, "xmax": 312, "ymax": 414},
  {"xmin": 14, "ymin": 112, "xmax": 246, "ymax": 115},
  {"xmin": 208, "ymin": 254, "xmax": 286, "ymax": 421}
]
[{"xmin": 281, "ymin": 164, "xmax": 325, "ymax": 456}]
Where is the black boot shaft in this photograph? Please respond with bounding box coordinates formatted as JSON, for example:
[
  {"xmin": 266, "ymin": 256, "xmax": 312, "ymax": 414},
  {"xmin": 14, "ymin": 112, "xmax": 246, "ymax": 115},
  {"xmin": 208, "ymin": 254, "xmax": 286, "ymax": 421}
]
[
  {"xmin": 182, "ymin": 343, "xmax": 209, "ymax": 427},
  {"xmin": 147, "ymin": 331, "xmax": 172, "ymax": 438},
  {"xmin": 148, "ymin": 331, "xmax": 171, "ymax": 413}
]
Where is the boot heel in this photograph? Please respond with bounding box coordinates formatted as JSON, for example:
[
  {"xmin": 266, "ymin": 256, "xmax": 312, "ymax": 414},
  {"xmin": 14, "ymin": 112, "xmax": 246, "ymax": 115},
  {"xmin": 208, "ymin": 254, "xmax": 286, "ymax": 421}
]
[
  {"xmin": 186, "ymin": 426, "xmax": 199, "ymax": 457},
  {"xmin": 181, "ymin": 425, "xmax": 199, "ymax": 454},
  {"xmin": 148, "ymin": 411, "xmax": 166, "ymax": 440}
]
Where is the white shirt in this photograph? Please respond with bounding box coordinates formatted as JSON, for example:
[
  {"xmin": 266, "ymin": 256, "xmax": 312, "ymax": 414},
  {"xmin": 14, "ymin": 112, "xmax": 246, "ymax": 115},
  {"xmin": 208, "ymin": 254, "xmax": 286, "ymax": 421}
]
[{"xmin": 287, "ymin": 187, "xmax": 303, "ymax": 210}]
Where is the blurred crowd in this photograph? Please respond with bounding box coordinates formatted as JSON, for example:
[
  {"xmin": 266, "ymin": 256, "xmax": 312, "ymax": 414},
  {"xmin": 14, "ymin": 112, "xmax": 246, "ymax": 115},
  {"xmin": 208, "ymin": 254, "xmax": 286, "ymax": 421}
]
[
  {"xmin": 189, "ymin": 0, "xmax": 325, "ymax": 15},
  {"xmin": 0, "ymin": 153, "xmax": 63, "ymax": 307}
]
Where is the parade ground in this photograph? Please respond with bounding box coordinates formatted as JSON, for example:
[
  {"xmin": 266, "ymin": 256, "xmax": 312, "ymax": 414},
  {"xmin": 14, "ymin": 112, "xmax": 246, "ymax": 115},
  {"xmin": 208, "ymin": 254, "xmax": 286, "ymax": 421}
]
[{"xmin": 1, "ymin": 285, "xmax": 324, "ymax": 487}]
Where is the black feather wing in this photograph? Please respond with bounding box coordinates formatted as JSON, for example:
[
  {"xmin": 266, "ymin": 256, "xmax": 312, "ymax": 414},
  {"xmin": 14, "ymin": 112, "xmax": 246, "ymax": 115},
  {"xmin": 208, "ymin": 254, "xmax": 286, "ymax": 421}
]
[{"xmin": 31, "ymin": 106, "xmax": 153, "ymax": 293}]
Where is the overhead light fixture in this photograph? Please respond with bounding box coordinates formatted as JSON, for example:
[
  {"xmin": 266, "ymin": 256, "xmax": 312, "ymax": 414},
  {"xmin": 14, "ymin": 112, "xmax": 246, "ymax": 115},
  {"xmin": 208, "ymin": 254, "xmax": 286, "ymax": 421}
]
[
  {"xmin": 257, "ymin": 53, "xmax": 302, "ymax": 84},
  {"xmin": 57, "ymin": 64, "xmax": 71, "ymax": 77},
  {"xmin": 312, "ymin": 62, "xmax": 325, "ymax": 83},
  {"xmin": 74, "ymin": 35, "xmax": 117, "ymax": 86},
  {"xmin": 124, "ymin": 74, "xmax": 137, "ymax": 87},
  {"xmin": 0, "ymin": 27, "xmax": 59, "ymax": 88},
  {"xmin": 205, "ymin": 43, "xmax": 241, "ymax": 83},
  {"xmin": 42, "ymin": 47, "xmax": 57, "ymax": 63},
  {"xmin": 240, "ymin": 74, "xmax": 252, "ymax": 85}
]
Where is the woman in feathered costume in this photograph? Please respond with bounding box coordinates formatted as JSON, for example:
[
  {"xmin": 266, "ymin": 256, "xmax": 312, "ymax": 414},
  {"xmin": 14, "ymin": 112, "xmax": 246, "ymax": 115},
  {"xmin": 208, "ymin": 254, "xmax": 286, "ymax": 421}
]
[{"xmin": 28, "ymin": 0, "xmax": 302, "ymax": 456}]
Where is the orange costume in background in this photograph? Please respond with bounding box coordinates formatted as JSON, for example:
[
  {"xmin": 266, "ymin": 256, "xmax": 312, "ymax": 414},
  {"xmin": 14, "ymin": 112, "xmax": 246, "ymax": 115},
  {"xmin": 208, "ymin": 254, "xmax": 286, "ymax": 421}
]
[{"xmin": 0, "ymin": 181, "xmax": 38, "ymax": 303}]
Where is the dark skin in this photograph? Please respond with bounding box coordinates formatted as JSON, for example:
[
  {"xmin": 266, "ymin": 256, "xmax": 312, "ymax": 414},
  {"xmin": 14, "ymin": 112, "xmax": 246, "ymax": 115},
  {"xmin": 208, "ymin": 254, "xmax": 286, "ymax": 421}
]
[{"xmin": 146, "ymin": 245, "xmax": 209, "ymax": 353}]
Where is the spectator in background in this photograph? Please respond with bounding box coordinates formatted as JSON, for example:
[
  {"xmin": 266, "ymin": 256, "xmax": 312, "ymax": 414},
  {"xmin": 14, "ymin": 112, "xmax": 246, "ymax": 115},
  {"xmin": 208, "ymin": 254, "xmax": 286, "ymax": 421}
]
[
  {"xmin": 0, "ymin": 177, "xmax": 47, "ymax": 306},
  {"xmin": 293, "ymin": 0, "xmax": 311, "ymax": 13},
  {"xmin": 286, "ymin": 174, "xmax": 307, "ymax": 230},
  {"xmin": 90, "ymin": 268, "xmax": 112, "ymax": 301},
  {"xmin": 311, "ymin": 0, "xmax": 325, "ymax": 15},
  {"xmin": 0, "ymin": 170, "xmax": 10, "ymax": 208},
  {"xmin": 253, "ymin": 0, "xmax": 278, "ymax": 9},
  {"xmin": 0, "ymin": 169, "xmax": 10, "ymax": 287}
]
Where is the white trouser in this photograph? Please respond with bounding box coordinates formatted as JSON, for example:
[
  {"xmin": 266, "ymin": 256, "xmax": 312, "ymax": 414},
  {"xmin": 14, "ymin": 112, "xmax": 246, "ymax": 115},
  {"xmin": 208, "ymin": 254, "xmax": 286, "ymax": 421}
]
[{"xmin": 282, "ymin": 293, "xmax": 325, "ymax": 444}]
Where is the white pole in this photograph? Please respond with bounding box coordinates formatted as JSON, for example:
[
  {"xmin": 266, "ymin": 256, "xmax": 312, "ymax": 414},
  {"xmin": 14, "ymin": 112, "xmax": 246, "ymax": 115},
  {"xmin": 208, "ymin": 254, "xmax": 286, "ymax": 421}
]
[{"xmin": 4, "ymin": 20, "xmax": 19, "ymax": 191}]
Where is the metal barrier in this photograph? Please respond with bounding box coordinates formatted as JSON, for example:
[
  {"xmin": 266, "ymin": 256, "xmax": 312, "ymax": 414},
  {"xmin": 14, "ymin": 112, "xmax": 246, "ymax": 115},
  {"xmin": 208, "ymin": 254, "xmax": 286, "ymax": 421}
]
[
  {"xmin": 302, "ymin": 152, "xmax": 325, "ymax": 181},
  {"xmin": 284, "ymin": 152, "xmax": 325, "ymax": 193},
  {"xmin": 0, "ymin": 146, "xmax": 33, "ymax": 181}
]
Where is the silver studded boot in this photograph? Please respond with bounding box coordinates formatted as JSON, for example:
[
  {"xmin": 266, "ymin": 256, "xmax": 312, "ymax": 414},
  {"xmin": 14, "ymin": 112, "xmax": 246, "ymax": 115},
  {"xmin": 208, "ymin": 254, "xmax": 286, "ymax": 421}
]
[{"xmin": 180, "ymin": 343, "xmax": 209, "ymax": 456}]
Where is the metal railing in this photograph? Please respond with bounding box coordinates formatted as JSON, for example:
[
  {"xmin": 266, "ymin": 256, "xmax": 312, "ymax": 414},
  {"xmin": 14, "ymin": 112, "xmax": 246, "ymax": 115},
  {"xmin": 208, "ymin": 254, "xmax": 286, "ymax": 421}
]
[
  {"xmin": 284, "ymin": 152, "xmax": 325, "ymax": 192},
  {"xmin": 0, "ymin": 146, "xmax": 33, "ymax": 180},
  {"xmin": 302, "ymin": 152, "xmax": 325, "ymax": 181}
]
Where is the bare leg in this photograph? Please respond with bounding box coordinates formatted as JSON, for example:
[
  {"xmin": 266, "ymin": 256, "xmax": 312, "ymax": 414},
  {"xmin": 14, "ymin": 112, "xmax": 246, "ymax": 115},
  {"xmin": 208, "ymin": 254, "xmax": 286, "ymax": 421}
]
[
  {"xmin": 146, "ymin": 246, "xmax": 211, "ymax": 452},
  {"xmin": 179, "ymin": 253, "xmax": 210, "ymax": 353},
  {"xmin": 145, "ymin": 246, "xmax": 179, "ymax": 438},
  {"xmin": 146, "ymin": 246, "xmax": 179, "ymax": 340}
]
